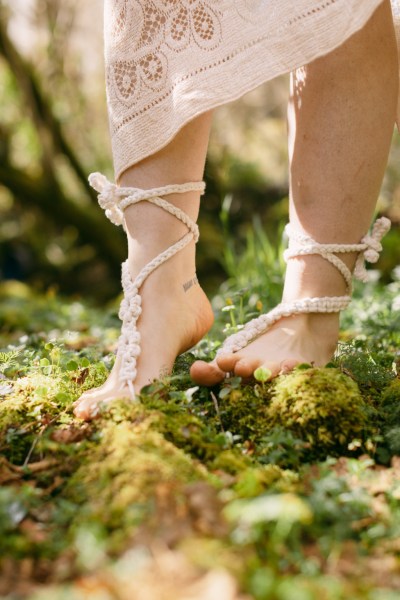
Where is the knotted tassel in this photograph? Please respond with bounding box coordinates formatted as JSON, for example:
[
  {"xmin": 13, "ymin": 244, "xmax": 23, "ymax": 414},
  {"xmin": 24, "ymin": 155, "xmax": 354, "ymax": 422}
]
[
  {"xmin": 88, "ymin": 172, "xmax": 124, "ymax": 226},
  {"xmin": 354, "ymin": 217, "xmax": 391, "ymax": 282}
]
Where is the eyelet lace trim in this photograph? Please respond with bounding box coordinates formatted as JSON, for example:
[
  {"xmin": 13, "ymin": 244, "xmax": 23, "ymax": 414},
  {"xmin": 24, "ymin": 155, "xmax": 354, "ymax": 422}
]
[
  {"xmin": 104, "ymin": 0, "xmax": 388, "ymax": 179},
  {"xmin": 217, "ymin": 216, "xmax": 391, "ymax": 356},
  {"xmin": 89, "ymin": 172, "xmax": 206, "ymax": 399}
]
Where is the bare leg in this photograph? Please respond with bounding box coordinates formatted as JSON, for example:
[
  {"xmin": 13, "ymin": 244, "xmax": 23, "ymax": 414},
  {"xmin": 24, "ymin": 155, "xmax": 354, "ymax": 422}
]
[
  {"xmin": 74, "ymin": 113, "xmax": 214, "ymax": 419},
  {"xmin": 191, "ymin": 0, "xmax": 398, "ymax": 385}
]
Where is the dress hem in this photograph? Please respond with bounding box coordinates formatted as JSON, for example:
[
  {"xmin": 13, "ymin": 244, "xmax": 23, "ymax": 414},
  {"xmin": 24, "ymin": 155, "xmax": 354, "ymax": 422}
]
[{"xmin": 110, "ymin": 0, "xmax": 388, "ymax": 182}]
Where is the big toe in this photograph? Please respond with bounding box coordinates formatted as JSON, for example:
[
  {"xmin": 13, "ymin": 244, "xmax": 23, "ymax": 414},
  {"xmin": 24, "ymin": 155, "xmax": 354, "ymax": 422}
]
[
  {"xmin": 215, "ymin": 352, "xmax": 244, "ymax": 374},
  {"xmin": 235, "ymin": 359, "xmax": 283, "ymax": 380},
  {"xmin": 231, "ymin": 357, "xmax": 262, "ymax": 378},
  {"xmin": 190, "ymin": 360, "xmax": 226, "ymax": 386},
  {"xmin": 73, "ymin": 389, "xmax": 120, "ymax": 420},
  {"xmin": 73, "ymin": 397, "xmax": 102, "ymax": 421}
]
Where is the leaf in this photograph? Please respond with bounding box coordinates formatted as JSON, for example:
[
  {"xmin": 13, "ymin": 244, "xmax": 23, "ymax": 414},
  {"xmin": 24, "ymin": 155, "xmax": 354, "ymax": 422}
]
[
  {"xmin": 66, "ymin": 360, "xmax": 79, "ymax": 371},
  {"xmin": 0, "ymin": 350, "xmax": 20, "ymax": 373},
  {"xmin": 253, "ymin": 367, "xmax": 272, "ymax": 382},
  {"xmin": 219, "ymin": 387, "xmax": 231, "ymax": 400},
  {"xmin": 72, "ymin": 367, "xmax": 90, "ymax": 385},
  {"xmin": 225, "ymin": 493, "xmax": 313, "ymax": 527}
]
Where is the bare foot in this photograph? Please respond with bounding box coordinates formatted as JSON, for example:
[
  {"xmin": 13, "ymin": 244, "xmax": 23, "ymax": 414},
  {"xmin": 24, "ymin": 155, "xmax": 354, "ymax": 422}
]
[
  {"xmin": 190, "ymin": 311, "xmax": 339, "ymax": 385},
  {"xmin": 73, "ymin": 255, "xmax": 214, "ymax": 420}
]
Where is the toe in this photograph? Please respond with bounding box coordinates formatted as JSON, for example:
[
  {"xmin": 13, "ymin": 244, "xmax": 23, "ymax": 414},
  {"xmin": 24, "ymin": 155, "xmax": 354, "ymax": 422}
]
[
  {"xmin": 190, "ymin": 360, "xmax": 226, "ymax": 386},
  {"xmin": 233, "ymin": 357, "xmax": 262, "ymax": 378},
  {"xmin": 73, "ymin": 398, "xmax": 100, "ymax": 421},
  {"xmin": 279, "ymin": 358, "xmax": 301, "ymax": 374},
  {"xmin": 72, "ymin": 390, "xmax": 92, "ymax": 406},
  {"xmin": 73, "ymin": 384, "xmax": 106, "ymax": 403},
  {"xmin": 72, "ymin": 386, "xmax": 102, "ymax": 406},
  {"xmin": 216, "ymin": 353, "xmax": 243, "ymax": 374}
]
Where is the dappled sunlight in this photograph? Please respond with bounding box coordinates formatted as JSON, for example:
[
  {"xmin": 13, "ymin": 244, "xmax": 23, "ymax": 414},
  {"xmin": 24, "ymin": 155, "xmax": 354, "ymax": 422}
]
[{"xmin": 0, "ymin": 275, "xmax": 400, "ymax": 597}]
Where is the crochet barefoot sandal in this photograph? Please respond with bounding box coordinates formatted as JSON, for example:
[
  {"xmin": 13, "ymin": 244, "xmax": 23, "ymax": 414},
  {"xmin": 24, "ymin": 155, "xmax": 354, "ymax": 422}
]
[
  {"xmin": 89, "ymin": 173, "xmax": 206, "ymax": 399},
  {"xmin": 216, "ymin": 217, "xmax": 391, "ymax": 358}
]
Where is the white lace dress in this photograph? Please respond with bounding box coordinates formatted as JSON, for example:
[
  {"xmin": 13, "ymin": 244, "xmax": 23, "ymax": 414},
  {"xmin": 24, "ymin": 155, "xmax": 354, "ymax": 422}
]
[{"xmin": 104, "ymin": 0, "xmax": 400, "ymax": 180}]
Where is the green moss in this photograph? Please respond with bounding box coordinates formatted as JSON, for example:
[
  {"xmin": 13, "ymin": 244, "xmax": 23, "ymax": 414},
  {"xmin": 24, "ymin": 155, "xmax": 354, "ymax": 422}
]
[
  {"xmin": 110, "ymin": 393, "xmax": 232, "ymax": 465},
  {"xmin": 0, "ymin": 374, "xmax": 74, "ymax": 464},
  {"xmin": 90, "ymin": 396, "xmax": 253, "ymax": 477},
  {"xmin": 218, "ymin": 386, "xmax": 273, "ymax": 443},
  {"xmin": 71, "ymin": 363, "xmax": 109, "ymax": 395},
  {"xmin": 211, "ymin": 449, "xmax": 252, "ymax": 474},
  {"xmin": 0, "ymin": 485, "xmax": 42, "ymax": 557},
  {"xmin": 234, "ymin": 465, "xmax": 299, "ymax": 498},
  {"xmin": 267, "ymin": 368, "xmax": 372, "ymax": 459},
  {"xmin": 377, "ymin": 380, "xmax": 400, "ymax": 458},
  {"xmin": 155, "ymin": 405, "xmax": 226, "ymax": 463},
  {"xmin": 384, "ymin": 426, "xmax": 400, "ymax": 456},
  {"xmin": 380, "ymin": 379, "xmax": 400, "ymax": 428},
  {"xmin": 65, "ymin": 409, "xmax": 208, "ymax": 549}
]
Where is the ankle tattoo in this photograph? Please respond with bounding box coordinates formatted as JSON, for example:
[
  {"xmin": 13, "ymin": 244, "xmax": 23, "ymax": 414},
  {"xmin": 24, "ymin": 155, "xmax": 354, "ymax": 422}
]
[
  {"xmin": 159, "ymin": 365, "xmax": 170, "ymax": 378},
  {"xmin": 183, "ymin": 275, "xmax": 199, "ymax": 293}
]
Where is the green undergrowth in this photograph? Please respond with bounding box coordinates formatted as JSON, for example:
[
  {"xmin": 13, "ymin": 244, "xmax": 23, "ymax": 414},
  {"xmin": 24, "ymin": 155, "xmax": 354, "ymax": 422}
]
[{"xmin": 1, "ymin": 276, "xmax": 400, "ymax": 599}]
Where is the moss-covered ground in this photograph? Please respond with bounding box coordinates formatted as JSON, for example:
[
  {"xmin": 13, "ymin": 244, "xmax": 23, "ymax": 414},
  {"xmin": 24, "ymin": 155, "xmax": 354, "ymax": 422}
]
[{"xmin": 1, "ymin": 271, "xmax": 400, "ymax": 600}]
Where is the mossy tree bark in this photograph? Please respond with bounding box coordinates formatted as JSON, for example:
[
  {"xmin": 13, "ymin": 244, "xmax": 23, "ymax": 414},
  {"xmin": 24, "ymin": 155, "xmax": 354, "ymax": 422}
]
[{"xmin": 0, "ymin": 9, "xmax": 125, "ymax": 273}]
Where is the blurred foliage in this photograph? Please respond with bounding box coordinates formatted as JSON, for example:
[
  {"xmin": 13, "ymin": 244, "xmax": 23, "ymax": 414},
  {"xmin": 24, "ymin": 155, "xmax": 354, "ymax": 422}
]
[
  {"xmin": 1, "ymin": 262, "xmax": 400, "ymax": 597},
  {"xmin": 2, "ymin": 0, "xmax": 398, "ymax": 302},
  {"xmin": 0, "ymin": 215, "xmax": 400, "ymax": 596},
  {"xmin": 0, "ymin": 0, "xmax": 123, "ymax": 299},
  {"xmin": 1, "ymin": 3, "xmax": 400, "ymax": 599}
]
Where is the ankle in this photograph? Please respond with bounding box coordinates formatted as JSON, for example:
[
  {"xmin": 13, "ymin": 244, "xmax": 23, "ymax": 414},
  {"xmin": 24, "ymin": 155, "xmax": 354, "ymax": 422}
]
[
  {"xmin": 125, "ymin": 196, "xmax": 199, "ymax": 245},
  {"xmin": 303, "ymin": 311, "xmax": 339, "ymax": 333},
  {"xmin": 127, "ymin": 238, "xmax": 197, "ymax": 283},
  {"xmin": 282, "ymin": 256, "xmax": 349, "ymax": 301}
]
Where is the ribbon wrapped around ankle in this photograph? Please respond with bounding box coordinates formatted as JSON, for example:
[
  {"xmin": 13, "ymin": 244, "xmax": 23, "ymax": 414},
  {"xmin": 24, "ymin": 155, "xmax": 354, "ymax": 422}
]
[
  {"xmin": 354, "ymin": 217, "xmax": 391, "ymax": 282},
  {"xmin": 217, "ymin": 215, "xmax": 391, "ymax": 357},
  {"xmin": 88, "ymin": 172, "xmax": 206, "ymax": 236},
  {"xmin": 284, "ymin": 216, "xmax": 391, "ymax": 293}
]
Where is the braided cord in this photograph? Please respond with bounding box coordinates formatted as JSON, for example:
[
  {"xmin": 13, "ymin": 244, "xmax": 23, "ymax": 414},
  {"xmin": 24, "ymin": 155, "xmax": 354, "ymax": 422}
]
[
  {"xmin": 89, "ymin": 172, "xmax": 205, "ymax": 397},
  {"xmin": 218, "ymin": 216, "xmax": 390, "ymax": 357}
]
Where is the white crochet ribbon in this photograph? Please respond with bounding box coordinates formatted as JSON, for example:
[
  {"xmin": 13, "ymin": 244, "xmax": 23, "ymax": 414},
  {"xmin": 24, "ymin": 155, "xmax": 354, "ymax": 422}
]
[
  {"xmin": 217, "ymin": 216, "xmax": 391, "ymax": 356},
  {"xmin": 89, "ymin": 172, "xmax": 206, "ymax": 399}
]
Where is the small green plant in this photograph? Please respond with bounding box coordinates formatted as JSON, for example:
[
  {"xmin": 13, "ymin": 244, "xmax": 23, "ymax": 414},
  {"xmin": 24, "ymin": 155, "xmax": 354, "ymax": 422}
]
[
  {"xmin": 254, "ymin": 366, "xmax": 272, "ymax": 383},
  {"xmin": 1, "ymin": 255, "xmax": 400, "ymax": 598},
  {"xmin": 258, "ymin": 427, "xmax": 308, "ymax": 469},
  {"xmin": 0, "ymin": 350, "xmax": 20, "ymax": 374}
]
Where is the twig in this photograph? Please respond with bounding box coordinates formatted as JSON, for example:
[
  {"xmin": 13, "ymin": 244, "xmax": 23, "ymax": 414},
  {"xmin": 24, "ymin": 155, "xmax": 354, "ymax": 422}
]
[{"xmin": 210, "ymin": 391, "xmax": 225, "ymax": 433}]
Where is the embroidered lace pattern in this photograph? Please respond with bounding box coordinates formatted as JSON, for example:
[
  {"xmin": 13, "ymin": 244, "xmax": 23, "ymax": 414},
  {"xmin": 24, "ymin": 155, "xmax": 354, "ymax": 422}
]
[
  {"xmin": 103, "ymin": 0, "xmax": 397, "ymax": 179},
  {"xmin": 216, "ymin": 217, "xmax": 391, "ymax": 356},
  {"xmin": 89, "ymin": 172, "xmax": 206, "ymax": 398}
]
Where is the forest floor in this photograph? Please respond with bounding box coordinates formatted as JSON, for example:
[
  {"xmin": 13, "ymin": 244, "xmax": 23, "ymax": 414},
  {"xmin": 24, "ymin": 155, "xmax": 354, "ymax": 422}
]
[{"xmin": 1, "ymin": 256, "xmax": 400, "ymax": 599}]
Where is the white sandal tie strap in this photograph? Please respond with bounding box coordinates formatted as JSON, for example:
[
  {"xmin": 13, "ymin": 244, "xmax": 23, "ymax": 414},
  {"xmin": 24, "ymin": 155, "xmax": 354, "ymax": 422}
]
[
  {"xmin": 89, "ymin": 172, "xmax": 206, "ymax": 399},
  {"xmin": 217, "ymin": 216, "xmax": 390, "ymax": 357}
]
